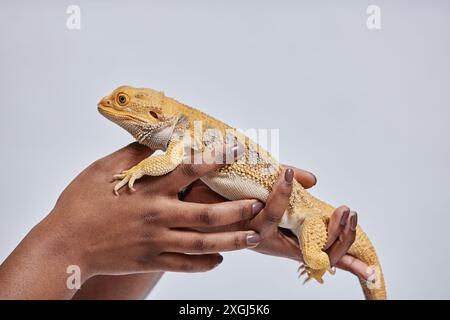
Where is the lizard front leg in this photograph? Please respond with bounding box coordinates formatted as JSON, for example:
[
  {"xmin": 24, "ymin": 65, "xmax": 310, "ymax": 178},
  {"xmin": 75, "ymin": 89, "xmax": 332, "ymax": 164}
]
[{"xmin": 112, "ymin": 139, "xmax": 185, "ymax": 195}]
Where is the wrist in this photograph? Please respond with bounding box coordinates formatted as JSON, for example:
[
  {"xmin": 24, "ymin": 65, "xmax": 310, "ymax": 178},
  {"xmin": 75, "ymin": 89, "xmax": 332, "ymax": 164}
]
[
  {"xmin": 34, "ymin": 211, "xmax": 94, "ymax": 282},
  {"xmin": 0, "ymin": 211, "xmax": 93, "ymax": 299}
]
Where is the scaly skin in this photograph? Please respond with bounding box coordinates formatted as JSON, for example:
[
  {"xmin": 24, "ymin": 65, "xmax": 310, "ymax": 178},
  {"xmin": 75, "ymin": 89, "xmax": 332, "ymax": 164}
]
[{"xmin": 98, "ymin": 85, "xmax": 386, "ymax": 300}]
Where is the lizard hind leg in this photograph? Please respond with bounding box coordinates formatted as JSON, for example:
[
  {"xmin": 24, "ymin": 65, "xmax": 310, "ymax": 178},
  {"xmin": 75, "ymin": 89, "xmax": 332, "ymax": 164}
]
[{"xmin": 297, "ymin": 215, "xmax": 330, "ymax": 284}]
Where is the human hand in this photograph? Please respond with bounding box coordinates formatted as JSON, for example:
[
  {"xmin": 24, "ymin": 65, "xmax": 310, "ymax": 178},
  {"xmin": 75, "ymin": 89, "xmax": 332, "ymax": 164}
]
[
  {"xmin": 183, "ymin": 166, "xmax": 371, "ymax": 280},
  {"xmin": 46, "ymin": 142, "xmax": 264, "ymax": 279},
  {"xmin": 1, "ymin": 142, "xmax": 269, "ymax": 299}
]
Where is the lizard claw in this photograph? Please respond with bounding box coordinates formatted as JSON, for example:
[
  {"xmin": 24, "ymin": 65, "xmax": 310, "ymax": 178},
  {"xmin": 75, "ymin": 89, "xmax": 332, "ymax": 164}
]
[
  {"xmin": 297, "ymin": 264, "xmax": 326, "ymax": 284},
  {"xmin": 302, "ymin": 276, "xmax": 312, "ymax": 285},
  {"xmin": 297, "ymin": 264, "xmax": 308, "ymax": 280}
]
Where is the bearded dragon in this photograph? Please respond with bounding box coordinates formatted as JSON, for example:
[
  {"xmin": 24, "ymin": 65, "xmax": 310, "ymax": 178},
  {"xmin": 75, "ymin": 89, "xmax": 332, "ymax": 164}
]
[{"xmin": 98, "ymin": 85, "xmax": 387, "ymax": 300}]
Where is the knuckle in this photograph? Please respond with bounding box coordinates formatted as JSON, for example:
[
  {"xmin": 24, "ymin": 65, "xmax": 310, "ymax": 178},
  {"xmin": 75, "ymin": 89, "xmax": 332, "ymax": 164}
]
[
  {"xmin": 199, "ymin": 207, "xmax": 217, "ymax": 226},
  {"xmin": 239, "ymin": 203, "xmax": 252, "ymax": 220},
  {"xmin": 180, "ymin": 164, "xmax": 200, "ymax": 178},
  {"xmin": 265, "ymin": 212, "xmax": 280, "ymax": 224},
  {"xmin": 137, "ymin": 239, "xmax": 161, "ymax": 258},
  {"xmin": 279, "ymin": 184, "xmax": 293, "ymax": 197},
  {"xmin": 343, "ymin": 232, "xmax": 356, "ymax": 245},
  {"xmin": 135, "ymin": 249, "xmax": 157, "ymax": 266},
  {"xmin": 194, "ymin": 239, "xmax": 205, "ymax": 251},
  {"xmin": 234, "ymin": 235, "xmax": 243, "ymax": 249},
  {"xmin": 143, "ymin": 211, "xmax": 160, "ymax": 224},
  {"xmin": 193, "ymin": 238, "xmax": 213, "ymax": 252},
  {"xmin": 140, "ymin": 232, "xmax": 155, "ymax": 243}
]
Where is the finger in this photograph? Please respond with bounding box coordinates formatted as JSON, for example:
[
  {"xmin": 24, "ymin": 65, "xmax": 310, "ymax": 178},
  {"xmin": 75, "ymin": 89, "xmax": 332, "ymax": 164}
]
[
  {"xmin": 167, "ymin": 200, "xmax": 264, "ymax": 228},
  {"xmin": 154, "ymin": 252, "xmax": 223, "ymax": 273},
  {"xmin": 324, "ymin": 206, "xmax": 350, "ymax": 249},
  {"xmin": 336, "ymin": 254, "xmax": 371, "ymax": 280},
  {"xmin": 252, "ymin": 168, "xmax": 294, "ymax": 235},
  {"xmin": 326, "ymin": 211, "xmax": 358, "ymax": 266},
  {"xmin": 165, "ymin": 142, "xmax": 245, "ymax": 193},
  {"xmin": 282, "ymin": 165, "xmax": 317, "ymax": 189},
  {"xmin": 164, "ymin": 230, "xmax": 261, "ymax": 253}
]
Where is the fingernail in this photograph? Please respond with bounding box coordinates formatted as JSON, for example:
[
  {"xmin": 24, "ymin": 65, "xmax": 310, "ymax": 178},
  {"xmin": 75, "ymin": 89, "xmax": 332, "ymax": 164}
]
[
  {"xmin": 311, "ymin": 172, "xmax": 317, "ymax": 185},
  {"xmin": 340, "ymin": 209, "xmax": 350, "ymax": 226},
  {"xmin": 216, "ymin": 255, "xmax": 224, "ymax": 266},
  {"xmin": 252, "ymin": 202, "xmax": 264, "ymax": 215},
  {"xmin": 284, "ymin": 168, "xmax": 294, "ymax": 183},
  {"xmin": 350, "ymin": 212, "xmax": 358, "ymax": 231},
  {"xmin": 246, "ymin": 232, "xmax": 261, "ymax": 247}
]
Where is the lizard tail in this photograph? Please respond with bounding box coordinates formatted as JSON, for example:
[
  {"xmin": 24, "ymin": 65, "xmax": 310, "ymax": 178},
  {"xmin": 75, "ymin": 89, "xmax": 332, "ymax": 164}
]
[
  {"xmin": 348, "ymin": 226, "xmax": 387, "ymax": 300},
  {"xmin": 294, "ymin": 193, "xmax": 387, "ymax": 299}
]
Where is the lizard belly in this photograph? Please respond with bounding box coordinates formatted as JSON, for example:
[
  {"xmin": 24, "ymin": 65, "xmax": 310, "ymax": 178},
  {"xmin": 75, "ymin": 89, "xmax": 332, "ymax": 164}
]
[
  {"xmin": 201, "ymin": 171, "xmax": 270, "ymax": 203},
  {"xmin": 200, "ymin": 171, "xmax": 294, "ymax": 229}
]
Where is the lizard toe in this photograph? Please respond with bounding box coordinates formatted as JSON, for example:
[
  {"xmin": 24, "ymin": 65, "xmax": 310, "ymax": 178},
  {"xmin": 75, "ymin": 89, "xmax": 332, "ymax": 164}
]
[{"xmin": 113, "ymin": 175, "xmax": 131, "ymax": 195}]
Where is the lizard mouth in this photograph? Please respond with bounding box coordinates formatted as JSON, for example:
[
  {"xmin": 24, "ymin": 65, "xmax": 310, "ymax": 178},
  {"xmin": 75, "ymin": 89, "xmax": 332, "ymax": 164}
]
[{"xmin": 97, "ymin": 103, "xmax": 150, "ymax": 123}]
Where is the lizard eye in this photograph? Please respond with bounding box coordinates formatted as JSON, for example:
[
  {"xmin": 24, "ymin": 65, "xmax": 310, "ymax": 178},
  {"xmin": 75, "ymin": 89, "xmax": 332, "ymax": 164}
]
[
  {"xmin": 116, "ymin": 93, "xmax": 129, "ymax": 106},
  {"xmin": 149, "ymin": 111, "xmax": 159, "ymax": 119}
]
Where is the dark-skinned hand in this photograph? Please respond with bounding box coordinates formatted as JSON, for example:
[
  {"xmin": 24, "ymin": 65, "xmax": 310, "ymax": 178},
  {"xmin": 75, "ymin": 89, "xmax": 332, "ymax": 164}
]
[{"xmin": 183, "ymin": 166, "xmax": 371, "ymax": 280}]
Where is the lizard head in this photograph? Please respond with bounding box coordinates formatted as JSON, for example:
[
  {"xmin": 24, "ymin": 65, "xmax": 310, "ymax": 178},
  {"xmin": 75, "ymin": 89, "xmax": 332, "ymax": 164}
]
[{"xmin": 98, "ymin": 85, "xmax": 183, "ymax": 150}]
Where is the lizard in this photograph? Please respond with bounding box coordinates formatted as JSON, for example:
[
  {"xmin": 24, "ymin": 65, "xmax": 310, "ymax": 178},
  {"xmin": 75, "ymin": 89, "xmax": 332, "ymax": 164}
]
[{"xmin": 97, "ymin": 85, "xmax": 387, "ymax": 300}]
